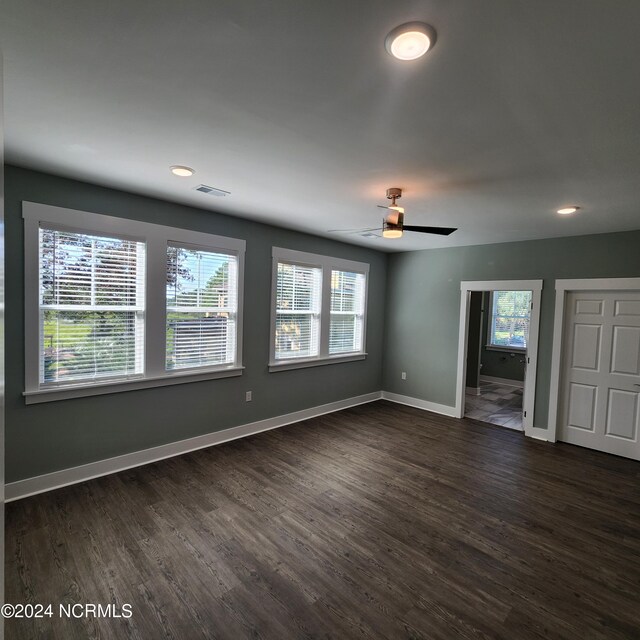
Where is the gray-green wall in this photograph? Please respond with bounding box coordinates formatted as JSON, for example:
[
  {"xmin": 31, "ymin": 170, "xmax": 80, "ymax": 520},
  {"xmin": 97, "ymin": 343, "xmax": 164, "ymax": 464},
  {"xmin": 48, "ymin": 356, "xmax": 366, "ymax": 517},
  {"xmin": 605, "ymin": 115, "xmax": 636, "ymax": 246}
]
[
  {"xmin": 5, "ymin": 166, "xmax": 387, "ymax": 482},
  {"xmin": 481, "ymin": 346, "xmax": 526, "ymax": 382},
  {"xmin": 383, "ymin": 231, "xmax": 640, "ymax": 428}
]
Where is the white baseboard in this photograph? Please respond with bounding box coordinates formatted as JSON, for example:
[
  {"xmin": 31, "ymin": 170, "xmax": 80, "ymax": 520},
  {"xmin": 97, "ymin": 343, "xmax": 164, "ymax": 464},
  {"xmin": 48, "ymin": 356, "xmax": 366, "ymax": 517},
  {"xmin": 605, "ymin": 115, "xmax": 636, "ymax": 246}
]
[
  {"xmin": 7, "ymin": 388, "xmax": 548, "ymax": 501},
  {"xmin": 466, "ymin": 386, "xmax": 481, "ymax": 396},
  {"xmin": 480, "ymin": 375, "xmax": 524, "ymax": 389},
  {"xmin": 381, "ymin": 391, "xmax": 457, "ymax": 417},
  {"xmin": 5, "ymin": 391, "xmax": 382, "ymax": 502}
]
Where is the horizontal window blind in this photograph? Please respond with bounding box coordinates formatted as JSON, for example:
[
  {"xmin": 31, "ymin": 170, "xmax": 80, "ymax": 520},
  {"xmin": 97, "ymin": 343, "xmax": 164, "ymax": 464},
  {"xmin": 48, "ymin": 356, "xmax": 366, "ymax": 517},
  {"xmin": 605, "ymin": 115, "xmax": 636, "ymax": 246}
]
[
  {"xmin": 166, "ymin": 244, "xmax": 238, "ymax": 370},
  {"xmin": 275, "ymin": 262, "xmax": 322, "ymax": 359},
  {"xmin": 489, "ymin": 290, "xmax": 532, "ymax": 349},
  {"xmin": 39, "ymin": 227, "xmax": 146, "ymax": 385},
  {"xmin": 329, "ymin": 270, "xmax": 366, "ymax": 354}
]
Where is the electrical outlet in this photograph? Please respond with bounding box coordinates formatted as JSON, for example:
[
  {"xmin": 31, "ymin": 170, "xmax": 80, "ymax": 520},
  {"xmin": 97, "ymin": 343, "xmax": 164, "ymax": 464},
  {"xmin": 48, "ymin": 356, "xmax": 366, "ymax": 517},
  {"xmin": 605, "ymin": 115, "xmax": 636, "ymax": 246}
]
[
  {"xmin": 401, "ymin": 372, "xmax": 407, "ymax": 380},
  {"xmin": 245, "ymin": 391, "xmax": 252, "ymax": 402}
]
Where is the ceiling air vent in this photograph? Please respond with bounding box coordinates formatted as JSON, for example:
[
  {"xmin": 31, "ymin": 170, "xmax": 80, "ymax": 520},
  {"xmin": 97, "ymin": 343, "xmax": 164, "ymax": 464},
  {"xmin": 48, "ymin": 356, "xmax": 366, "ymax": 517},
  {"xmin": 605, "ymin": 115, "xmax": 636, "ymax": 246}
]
[{"xmin": 193, "ymin": 184, "xmax": 230, "ymax": 197}]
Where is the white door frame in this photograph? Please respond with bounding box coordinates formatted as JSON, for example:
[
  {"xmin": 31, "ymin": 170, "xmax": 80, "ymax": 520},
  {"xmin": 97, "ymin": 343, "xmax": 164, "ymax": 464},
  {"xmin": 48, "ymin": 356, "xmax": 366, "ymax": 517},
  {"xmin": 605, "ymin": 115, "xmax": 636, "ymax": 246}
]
[
  {"xmin": 547, "ymin": 277, "xmax": 640, "ymax": 443},
  {"xmin": 456, "ymin": 280, "xmax": 543, "ymax": 438}
]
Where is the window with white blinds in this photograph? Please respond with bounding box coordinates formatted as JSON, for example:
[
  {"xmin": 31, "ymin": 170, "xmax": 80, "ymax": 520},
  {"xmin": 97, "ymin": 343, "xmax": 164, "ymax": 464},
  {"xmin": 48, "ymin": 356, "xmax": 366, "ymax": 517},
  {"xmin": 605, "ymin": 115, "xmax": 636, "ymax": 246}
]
[
  {"xmin": 24, "ymin": 202, "xmax": 245, "ymax": 403},
  {"xmin": 39, "ymin": 227, "xmax": 146, "ymax": 386},
  {"xmin": 330, "ymin": 270, "xmax": 366, "ymax": 354},
  {"xmin": 270, "ymin": 248, "xmax": 368, "ymax": 369},
  {"xmin": 166, "ymin": 244, "xmax": 238, "ymax": 370},
  {"xmin": 488, "ymin": 290, "xmax": 532, "ymax": 350},
  {"xmin": 274, "ymin": 262, "xmax": 322, "ymax": 359}
]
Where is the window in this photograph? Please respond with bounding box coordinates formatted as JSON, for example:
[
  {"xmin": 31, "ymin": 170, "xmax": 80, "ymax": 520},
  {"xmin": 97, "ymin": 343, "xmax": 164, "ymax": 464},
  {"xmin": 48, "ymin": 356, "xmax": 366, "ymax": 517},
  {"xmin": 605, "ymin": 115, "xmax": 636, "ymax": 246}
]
[
  {"xmin": 24, "ymin": 202, "xmax": 245, "ymax": 403},
  {"xmin": 270, "ymin": 248, "xmax": 368, "ymax": 370},
  {"xmin": 330, "ymin": 270, "xmax": 366, "ymax": 354},
  {"xmin": 274, "ymin": 262, "xmax": 322, "ymax": 360},
  {"xmin": 166, "ymin": 244, "xmax": 238, "ymax": 371},
  {"xmin": 488, "ymin": 290, "xmax": 532, "ymax": 350},
  {"xmin": 40, "ymin": 227, "xmax": 145, "ymax": 386}
]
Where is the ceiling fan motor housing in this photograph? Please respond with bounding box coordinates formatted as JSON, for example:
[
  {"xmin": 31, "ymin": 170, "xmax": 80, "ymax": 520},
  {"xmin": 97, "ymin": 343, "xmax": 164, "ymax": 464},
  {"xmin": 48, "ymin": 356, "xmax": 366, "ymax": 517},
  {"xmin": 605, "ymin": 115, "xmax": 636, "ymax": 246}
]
[
  {"xmin": 386, "ymin": 187, "xmax": 402, "ymax": 201},
  {"xmin": 385, "ymin": 212, "xmax": 405, "ymax": 230}
]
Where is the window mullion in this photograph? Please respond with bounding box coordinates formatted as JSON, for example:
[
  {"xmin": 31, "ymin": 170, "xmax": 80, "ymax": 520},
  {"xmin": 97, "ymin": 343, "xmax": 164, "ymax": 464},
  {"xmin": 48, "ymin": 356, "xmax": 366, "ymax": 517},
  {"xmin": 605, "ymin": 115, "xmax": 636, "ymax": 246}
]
[
  {"xmin": 319, "ymin": 266, "xmax": 331, "ymax": 358},
  {"xmin": 145, "ymin": 235, "xmax": 167, "ymax": 378}
]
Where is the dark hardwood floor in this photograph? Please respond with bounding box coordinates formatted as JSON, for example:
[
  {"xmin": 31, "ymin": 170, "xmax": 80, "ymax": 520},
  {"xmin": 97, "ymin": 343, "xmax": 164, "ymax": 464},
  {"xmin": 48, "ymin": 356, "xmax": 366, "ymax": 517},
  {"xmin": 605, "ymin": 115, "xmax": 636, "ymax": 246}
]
[{"xmin": 5, "ymin": 400, "xmax": 640, "ymax": 639}]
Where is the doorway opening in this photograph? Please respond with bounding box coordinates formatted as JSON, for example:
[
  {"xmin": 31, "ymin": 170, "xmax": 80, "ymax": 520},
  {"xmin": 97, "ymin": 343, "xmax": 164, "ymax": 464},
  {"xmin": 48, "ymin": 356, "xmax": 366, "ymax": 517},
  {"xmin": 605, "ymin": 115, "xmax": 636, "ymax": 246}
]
[
  {"xmin": 464, "ymin": 289, "xmax": 527, "ymax": 429},
  {"xmin": 455, "ymin": 280, "xmax": 543, "ymax": 438}
]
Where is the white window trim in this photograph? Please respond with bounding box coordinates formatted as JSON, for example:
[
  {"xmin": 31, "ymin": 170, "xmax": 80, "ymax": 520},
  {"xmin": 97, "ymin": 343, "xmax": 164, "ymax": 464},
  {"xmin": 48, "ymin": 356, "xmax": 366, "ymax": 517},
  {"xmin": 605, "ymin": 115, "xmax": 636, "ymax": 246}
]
[
  {"xmin": 485, "ymin": 290, "xmax": 530, "ymax": 353},
  {"xmin": 23, "ymin": 201, "xmax": 245, "ymax": 404},
  {"xmin": 269, "ymin": 247, "xmax": 369, "ymax": 372}
]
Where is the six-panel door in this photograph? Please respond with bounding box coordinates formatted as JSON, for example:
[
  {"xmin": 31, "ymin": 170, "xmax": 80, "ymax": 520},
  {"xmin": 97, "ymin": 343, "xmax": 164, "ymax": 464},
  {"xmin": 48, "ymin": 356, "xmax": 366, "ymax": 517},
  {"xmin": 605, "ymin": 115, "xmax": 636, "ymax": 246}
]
[{"xmin": 559, "ymin": 291, "xmax": 640, "ymax": 460}]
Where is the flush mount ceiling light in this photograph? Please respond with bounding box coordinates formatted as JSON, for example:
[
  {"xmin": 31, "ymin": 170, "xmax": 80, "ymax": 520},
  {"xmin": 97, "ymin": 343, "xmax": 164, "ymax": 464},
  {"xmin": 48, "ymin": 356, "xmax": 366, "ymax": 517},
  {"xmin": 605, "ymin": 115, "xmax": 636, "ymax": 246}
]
[
  {"xmin": 385, "ymin": 22, "xmax": 437, "ymax": 60},
  {"xmin": 170, "ymin": 165, "xmax": 195, "ymax": 177},
  {"xmin": 557, "ymin": 206, "xmax": 580, "ymax": 215}
]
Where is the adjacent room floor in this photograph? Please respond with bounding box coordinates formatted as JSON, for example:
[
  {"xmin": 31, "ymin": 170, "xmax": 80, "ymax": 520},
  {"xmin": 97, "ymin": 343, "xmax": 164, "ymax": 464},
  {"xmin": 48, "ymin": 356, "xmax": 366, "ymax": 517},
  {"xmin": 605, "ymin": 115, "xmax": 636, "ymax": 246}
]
[
  {"xmin": 6, "ymin": 401, "xmax": 640, "ymax": 639},
  {"xmin": 465, "ymin": 380, "xmax": 524, "ymax": 430}
]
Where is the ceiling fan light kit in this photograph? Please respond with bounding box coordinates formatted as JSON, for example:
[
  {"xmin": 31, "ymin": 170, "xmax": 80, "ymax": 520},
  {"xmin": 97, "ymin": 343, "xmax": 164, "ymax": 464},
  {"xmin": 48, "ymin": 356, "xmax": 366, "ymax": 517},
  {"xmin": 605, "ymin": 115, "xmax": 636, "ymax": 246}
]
[{"xmin": 383, "ymin": 227, "xmax": 403, "ymax": 239}]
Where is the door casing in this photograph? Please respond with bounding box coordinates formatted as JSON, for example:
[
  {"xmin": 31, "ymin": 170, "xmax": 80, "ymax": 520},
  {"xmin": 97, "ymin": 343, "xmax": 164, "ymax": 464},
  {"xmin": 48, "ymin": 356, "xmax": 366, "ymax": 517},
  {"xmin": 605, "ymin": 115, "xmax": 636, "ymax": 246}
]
[{"xmin": 456, "ymin": 280, "xmax": 543, "ymax": 438}]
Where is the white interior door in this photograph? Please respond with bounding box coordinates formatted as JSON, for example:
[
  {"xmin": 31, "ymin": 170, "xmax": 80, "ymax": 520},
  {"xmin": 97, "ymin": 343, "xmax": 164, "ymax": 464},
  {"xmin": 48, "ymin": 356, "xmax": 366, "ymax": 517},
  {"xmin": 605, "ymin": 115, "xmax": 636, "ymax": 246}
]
[{"xmin": 558, "ymin": 291, "xmax": 640, "ymax": 460}]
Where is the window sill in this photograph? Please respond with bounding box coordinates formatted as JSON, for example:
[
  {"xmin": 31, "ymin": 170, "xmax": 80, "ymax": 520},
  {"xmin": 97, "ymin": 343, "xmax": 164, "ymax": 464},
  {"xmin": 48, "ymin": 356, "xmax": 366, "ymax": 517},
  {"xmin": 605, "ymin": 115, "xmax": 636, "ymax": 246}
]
[
  {"xmin": 269, "ymin": 353, "xmax": 367, "ymax": 372},
  {"xmin": 484, "ymin": 345, "xmax": 527, "ymax": 353},
  {"xmin": 23, "ymin": 366, "xmax": 244, "ymax": 404}
]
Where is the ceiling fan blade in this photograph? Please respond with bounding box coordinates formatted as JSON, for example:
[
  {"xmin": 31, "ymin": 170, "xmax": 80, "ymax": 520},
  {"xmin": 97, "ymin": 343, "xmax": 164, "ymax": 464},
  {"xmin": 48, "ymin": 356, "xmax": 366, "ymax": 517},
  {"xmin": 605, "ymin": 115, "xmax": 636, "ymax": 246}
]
[
  {"xmin": 376, "ymin": 205, "xmax": 390, "ymax": 210},
  {"xmin": 327, "ymin": 227, "xmax": 381, "ymax": 234},
  {"xmin": 403, "ymin": 225, "xmax": 457, "ymax": 236}
]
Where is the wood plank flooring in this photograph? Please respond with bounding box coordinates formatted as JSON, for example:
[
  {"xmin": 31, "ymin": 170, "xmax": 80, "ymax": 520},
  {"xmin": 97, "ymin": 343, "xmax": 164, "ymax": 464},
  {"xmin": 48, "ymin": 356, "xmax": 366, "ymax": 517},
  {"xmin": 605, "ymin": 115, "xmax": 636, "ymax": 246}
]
[{"xmin": 5, "ymin": 400, "xmax": 640, "ymax": 639}]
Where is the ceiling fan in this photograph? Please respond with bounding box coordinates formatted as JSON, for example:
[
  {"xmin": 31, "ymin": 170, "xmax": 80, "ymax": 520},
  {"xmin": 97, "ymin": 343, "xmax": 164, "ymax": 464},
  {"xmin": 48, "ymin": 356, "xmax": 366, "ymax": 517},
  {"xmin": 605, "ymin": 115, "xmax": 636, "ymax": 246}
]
[{"xmin": 329, "ymin": 188, "xmax": 457, "ymax": 239}]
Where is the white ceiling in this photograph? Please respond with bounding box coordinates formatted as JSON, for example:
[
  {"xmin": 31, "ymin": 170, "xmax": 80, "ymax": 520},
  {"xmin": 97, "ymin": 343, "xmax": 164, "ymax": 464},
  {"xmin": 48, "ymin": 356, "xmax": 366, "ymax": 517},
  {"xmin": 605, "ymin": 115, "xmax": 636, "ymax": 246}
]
[{"xmin": 3, "ymin": 0, "xmax": 640, "ymax": 252}]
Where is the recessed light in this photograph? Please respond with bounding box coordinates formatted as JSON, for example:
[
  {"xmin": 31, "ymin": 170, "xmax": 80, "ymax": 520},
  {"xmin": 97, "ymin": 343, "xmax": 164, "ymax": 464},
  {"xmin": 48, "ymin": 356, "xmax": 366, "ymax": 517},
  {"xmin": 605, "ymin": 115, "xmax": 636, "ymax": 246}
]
[
  {"xmin": 385, "ymin": 22, "xmax": 437, "ymax": 61},
  {"xmin": 170, "ymin": 165, "xmax": 195, "ymax": 177},
  {"xmin": 557, "ymin": 206, "xmax": 580, "ymax": 215}
]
